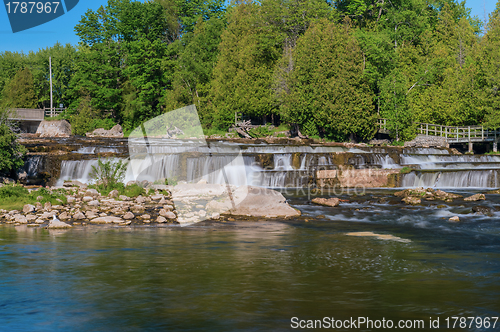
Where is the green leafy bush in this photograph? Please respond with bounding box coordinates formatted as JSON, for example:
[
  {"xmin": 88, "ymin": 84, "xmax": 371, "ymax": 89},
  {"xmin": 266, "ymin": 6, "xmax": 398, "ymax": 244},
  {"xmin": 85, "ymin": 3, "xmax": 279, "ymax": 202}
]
[
  {"xmin": 0, "ymin": 123, "xmax": 27, "ymax": 177},
  {"xmin": 248, "ymin": 124, "xmax": 274, "ymax": 138},
  {"xmin": 89, "ymin": 158, "xmax": 128, "ymax": 193},
  {"xmin": 399, "ymin": 166, "xmax": 412, "ymax": 174}
]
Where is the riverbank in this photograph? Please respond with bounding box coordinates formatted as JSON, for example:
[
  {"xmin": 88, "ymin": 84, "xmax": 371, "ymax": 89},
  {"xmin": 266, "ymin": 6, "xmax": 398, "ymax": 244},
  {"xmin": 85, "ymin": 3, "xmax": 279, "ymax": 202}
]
[{"xmin": 1, "ymin": 182, "xmax": 498, "ymax": 228}]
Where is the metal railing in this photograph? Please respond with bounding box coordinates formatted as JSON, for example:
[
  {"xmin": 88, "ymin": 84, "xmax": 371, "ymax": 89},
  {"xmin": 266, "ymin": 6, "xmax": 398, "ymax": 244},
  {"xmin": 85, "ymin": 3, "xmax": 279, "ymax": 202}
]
[{"xmin": 378, "ymin": 118, "xmax": 500, "ymax": 143}]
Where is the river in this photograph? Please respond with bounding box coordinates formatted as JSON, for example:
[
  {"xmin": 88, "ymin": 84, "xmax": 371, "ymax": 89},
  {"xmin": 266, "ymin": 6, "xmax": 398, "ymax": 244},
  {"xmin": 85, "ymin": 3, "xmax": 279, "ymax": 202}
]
[
  {"xmin": 1, "ymin": 189, "xmax": 500, "ymax": 331},
  {"xmin": 2, "ymin": 138, "xmax": 500, "ymax": 330}
]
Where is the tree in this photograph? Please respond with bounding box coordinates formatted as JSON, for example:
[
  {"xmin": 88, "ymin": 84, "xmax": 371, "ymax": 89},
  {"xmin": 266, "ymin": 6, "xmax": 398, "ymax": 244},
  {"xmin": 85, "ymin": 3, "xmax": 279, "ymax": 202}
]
[
  {"xmin": 379, "ymin": 68, "xmax": 415, "ymax": 140},
  {"xmin": 1, "ymin": 68, "xmax": 37, "ymax": 108},
  {"xmin": 0, "ymin": 108, "xmax": 26, "ymax": 177},
  {"xmin": 477, "ymin": 5, "xmax": 500, "ymax": 128},
  {"xmin": 283, "ymin": 19, "xmax": 376, "ymax": 141},
  {"xmin": 209, "ymin": 1, "xmax": 281, "ymax": 129}
]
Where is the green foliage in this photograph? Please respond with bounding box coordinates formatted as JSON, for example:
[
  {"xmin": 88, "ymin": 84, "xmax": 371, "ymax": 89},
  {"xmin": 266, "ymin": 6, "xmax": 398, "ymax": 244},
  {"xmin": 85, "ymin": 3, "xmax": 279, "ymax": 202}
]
[
  {"xmin": 89, "ymin": 158, "xmax": 128, "ymax": 193},
  {"xmin": 399, "ymin": 166, "xmax": 412, "ymax": 174},
  {"xmin": 0, "ymin": 184, "xmax": 67, "ymax": 210},
  {"xmin": 283, "ymin": 19, "xmax": 377, "ymax": 141},
  {"xmin": 1, "ymin": 68, "xmax": 37, "ymax": 108},
  {"xmin": 209, "ymin": 2, "xmax": 281, "ymax": 130},
  {"xmin": 29, "ymin": 187, "xmax": 68, "ymax": 205},
  {"xmin": 1, "ymin": 0, "xmax": 499, "ymax": 142},
  {"xmin": 380, "ymin": 69, "xmax": 415, "ymax": 141},
  {"xmin": 0, "ymin": 122, "xmax": 27, "ymax": 177},
  {"xmin": 248, "ymin": 124, "xmax": 274, "ymax": 138}
]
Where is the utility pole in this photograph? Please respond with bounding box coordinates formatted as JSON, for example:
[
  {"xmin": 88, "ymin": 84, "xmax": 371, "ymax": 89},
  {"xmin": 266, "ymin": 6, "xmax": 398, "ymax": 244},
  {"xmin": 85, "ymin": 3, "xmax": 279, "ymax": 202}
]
[{"xmin": 49, "ymin": 56, "xmax": 53, "ymax": 117}]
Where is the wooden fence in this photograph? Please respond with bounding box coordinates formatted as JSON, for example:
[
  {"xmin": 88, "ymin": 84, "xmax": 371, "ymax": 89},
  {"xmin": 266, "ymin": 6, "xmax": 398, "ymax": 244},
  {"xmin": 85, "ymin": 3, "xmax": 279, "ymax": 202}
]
[{"xmin": 378, "ymin": 118, "xmax": 500, "ymax": 143}]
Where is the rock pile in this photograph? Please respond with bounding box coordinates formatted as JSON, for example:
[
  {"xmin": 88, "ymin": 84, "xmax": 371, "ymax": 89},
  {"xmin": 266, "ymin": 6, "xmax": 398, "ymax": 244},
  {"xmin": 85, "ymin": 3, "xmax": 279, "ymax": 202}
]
[
  {"xmin": 0, "ymin": 188, "xmax": 179, "ymax": 228},
  {"xmin": 395, "ymin": 187, "xmax": 463, "ymax": 204}
]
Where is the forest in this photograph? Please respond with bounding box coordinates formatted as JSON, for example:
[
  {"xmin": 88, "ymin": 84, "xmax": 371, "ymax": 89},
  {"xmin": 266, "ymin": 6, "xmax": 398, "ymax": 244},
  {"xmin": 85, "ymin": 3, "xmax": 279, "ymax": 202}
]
[{"xmin": 1, "ymin": 0, "xmax": 500, "ymax": 141}]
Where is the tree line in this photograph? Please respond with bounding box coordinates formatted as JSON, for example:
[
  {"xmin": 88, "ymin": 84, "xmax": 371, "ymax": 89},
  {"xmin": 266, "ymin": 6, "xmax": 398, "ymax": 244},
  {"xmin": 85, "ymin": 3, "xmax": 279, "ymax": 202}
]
[{"xmin": 1, "ymin": 0, "xmax": 500, "ymax": 141}]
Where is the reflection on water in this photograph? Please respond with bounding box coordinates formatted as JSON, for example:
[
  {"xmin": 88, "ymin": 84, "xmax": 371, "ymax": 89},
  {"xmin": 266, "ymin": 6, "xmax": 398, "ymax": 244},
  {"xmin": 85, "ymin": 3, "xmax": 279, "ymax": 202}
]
[{"xmin": 1, "ymin": 207, "xmax": 500, "ymax": 331}]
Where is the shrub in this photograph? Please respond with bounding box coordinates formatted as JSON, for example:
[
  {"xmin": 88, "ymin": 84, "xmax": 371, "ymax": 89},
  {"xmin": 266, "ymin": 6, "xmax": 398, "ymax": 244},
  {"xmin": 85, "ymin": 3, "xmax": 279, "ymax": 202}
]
[
  {"xmin": 0, "ymin": 122, "xmax": 27, "ymax": 177},
  {"xmin": 89, "ymin": 158, "xmax": 128, "ymax": 192},
  {"xmin": 399, "ymin": 166, "xmax": 412, "ymax": 174}
]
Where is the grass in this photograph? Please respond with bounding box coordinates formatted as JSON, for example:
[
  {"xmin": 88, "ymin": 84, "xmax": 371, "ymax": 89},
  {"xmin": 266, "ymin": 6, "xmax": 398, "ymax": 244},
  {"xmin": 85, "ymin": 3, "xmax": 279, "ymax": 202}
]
[
  {"xmin": 399, "ymin": 166, "xmax": 412, "ymax": 174},
  {"xmin": 390, "ymin": 140, "xmax": 405, "ymax": 146},
  {"xmin": 485, "ymin": 151, "xmax": 500, "ymax": 155},
  {"xmin": 0, "ymin": 184, "xmax": 68, "ymax": 211}
]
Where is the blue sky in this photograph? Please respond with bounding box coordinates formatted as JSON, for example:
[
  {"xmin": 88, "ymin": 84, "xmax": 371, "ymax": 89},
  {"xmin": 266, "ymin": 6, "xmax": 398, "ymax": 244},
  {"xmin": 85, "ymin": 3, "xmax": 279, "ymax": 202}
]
[{"xmin": 0, "ymin": 0, "xmax": 498, "ymax": 53}]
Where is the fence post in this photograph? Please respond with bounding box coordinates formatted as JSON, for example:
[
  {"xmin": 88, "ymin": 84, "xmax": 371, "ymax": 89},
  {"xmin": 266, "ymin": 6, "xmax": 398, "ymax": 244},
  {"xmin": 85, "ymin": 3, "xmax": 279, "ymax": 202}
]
[{"xmin": 482, "ymin": 126, "xmax": 484, "ymax": 140}]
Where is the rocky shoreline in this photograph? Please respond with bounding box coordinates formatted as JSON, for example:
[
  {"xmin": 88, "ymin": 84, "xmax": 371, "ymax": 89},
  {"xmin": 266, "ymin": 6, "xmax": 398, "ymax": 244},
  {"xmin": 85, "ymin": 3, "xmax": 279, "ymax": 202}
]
[
  {"xmin": 1, "ymin": 181, "xmax": 497, "ymax": 229},
  {"xmin": 0, "ymin": 182, "xmax": 301, "ymax": 229}
]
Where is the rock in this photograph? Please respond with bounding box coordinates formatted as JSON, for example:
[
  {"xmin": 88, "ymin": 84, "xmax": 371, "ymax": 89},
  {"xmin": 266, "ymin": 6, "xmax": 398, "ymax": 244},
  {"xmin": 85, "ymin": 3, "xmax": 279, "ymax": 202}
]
[
  {"xmin": 73, "ymin": 211, "xmax": 86, "ymax": 220},
  {"xmin": 211, "ymin": 213, "xmax": 220, "ymax": 220},
  {"xmin": 156, "ymin": 216, "xmax": 167, "ymax": 223},
  {"xmin": 35, "ymin": 202, "xmax": 42, "ymax": 210},
  {"xmin": 404, "ymin": 134, "xmax": 448, "ymax": 148},
  {"xmin": 126, "ymin": 181, "xmax": 137, "ymax": 187},
  {"xmin": 63, "ymin": 180, "xmax": 87, "ymax": 188},
  {"xmin": 67, "ymin": 196, "xmax": 76, "ymax": 203},
  {"xmin": 164, "ymin": 211, "xmax": 176, "ymax": 219},
  {"xmin": 85, "ymin": 189, "xmax": 99, "ymax": 197},
  {"xmin": 40, "ymin": 211, "xmax": 55, "ymax": 219},
  {"xmin": 136, "ymin": 196, "xmax": 146, "ymax": 204},
  {"xmin": 26, "ymin": 215, "xmax": 37, "ymax": 221},
  {"xmin": 140, "ymin": 214, "xmax": 151, "ymax": 220},
  {"xmin": 368, "ymin": 138, "xmax": 390, "ymax": 146},
  {"xmin": 395, "ymin": 188, "xmax": 462, "ymax": 202},
  {"xmin": 130, "ymin": 205, "xmax": 145, "ymax": 214},
  {"xmin": 123, "ymin": 212, "xmax": 135, "ymax": 220},
  {"xmin": 150, "ymin": 194, "xmax": 164, "ymax": 200},
  {"xmin": 86, "ymin": 124, "xmax": 123, "ymax": 138},
  {"xmin": 17, "ymin": 170, "xmax": 27, "ymax": 183},
  {"xmin": 197, "ymin": 179, "xmax": 208, "ymax": 184},
  {"xmin": 118, "ymin": 195, "xmax": 130, "ymax": 201},
  {"xmin": 13, "ymin": 214, "xmax": 27, "ymax": 224},
  {"xmin": 35, "ymin": 218, "xmax": 44, "ymax": 224},
  {"xmin": 227, "ymin": 186, "xmax": 300, "ymax": 218},
  {"xmin": 47, "ymin": 219, "xmax": 72, "ymax": 229},
  {"xmin": 346, "ymin": 231, "xmax": 411, "ymax": 243},
  {"xmin": 36, "ymin": 196, "xmax": 44, "ymax": 201},
  {"xmin": 23, "ymin": 204, "xmax": 35, "ymax": 213},
  {"xmin": 402, "ymin": 196, "xmax": 421, "ymax": 205},
  {"xmin": 36, "ymin": 120, "xmax": 71, "ymax": 138},
  {"xmin": 472, "ymin": 206, "xmax": 492, "ymax": 215},
  {"xmin": 449, "ymin": 216, "xmax": 460, "ymax": 222},
  {"xmin": 163, "ymin": 204, "xmax": 174, "ymax": 211},
  {"xmin": 90, "ymin": 216, "xmax": 125, "ymax": 224},
  {"xmin": 311, "ymin": 197, "xmax": 340, "ymax": 207},
  {"xmin": 109, "ymin": 190, "xmax": 119, "ymax": 198},
  {"xmin": 159, "ymin": 209, "xmax": 175, "ymax": 219},
  {"xmin": 464, "ymin": 194, "xmax": 486, "ymax": 202},
  {"xmin": 44, "ymin": 202, "xmax": 52, "ymax": 211},
  {"xmin": 59, "ymin": 212, "xmax": 70, "ymax": 220},
  {"xmin": 88, "ymin": 200, "xmax": 100, "ymax": 206},
  {"xmin": 85, "ymin": 211, "xmax": 98, "ymax": 219},
  {"xmin": 82, "ymin": 196, "xmax": 93, "ymax": 202}
]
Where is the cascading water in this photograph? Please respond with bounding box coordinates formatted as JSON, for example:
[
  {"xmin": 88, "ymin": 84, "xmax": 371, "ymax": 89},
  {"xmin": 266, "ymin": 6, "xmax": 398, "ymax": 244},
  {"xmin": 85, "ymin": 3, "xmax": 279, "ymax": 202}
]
[
  {"xmin": 56, "ymin": 160, "xmax": 100, "ymax": 186},
  {"xmin": 46, "ymin": 137, "xmax": 500, "ymax": 189}
]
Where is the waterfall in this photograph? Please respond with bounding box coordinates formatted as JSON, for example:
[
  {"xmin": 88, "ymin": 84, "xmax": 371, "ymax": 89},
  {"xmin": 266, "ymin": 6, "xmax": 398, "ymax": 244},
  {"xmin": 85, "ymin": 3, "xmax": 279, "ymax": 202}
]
[
  {"xmin": 56, "ymin": 160, "xmax": 100, "ymax": 186},
  {"xmin": 26, "ymin": 156, "xmax": 43, "ymax": 177},
  {"xmin": 401, "ymin": 170, "xmax": 500, "ymax": 188}
]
